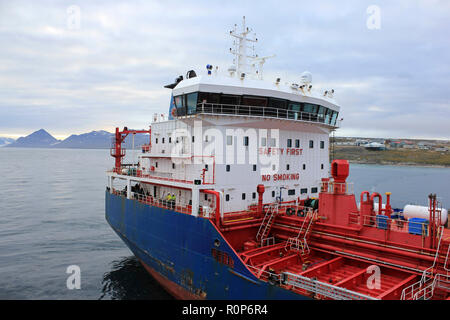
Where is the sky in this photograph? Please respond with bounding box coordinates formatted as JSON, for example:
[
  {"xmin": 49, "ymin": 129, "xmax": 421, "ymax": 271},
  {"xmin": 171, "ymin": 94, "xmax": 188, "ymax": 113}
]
[{"xmin": 0, "ymin": 0, "xmax": 449, "ymax": 140}]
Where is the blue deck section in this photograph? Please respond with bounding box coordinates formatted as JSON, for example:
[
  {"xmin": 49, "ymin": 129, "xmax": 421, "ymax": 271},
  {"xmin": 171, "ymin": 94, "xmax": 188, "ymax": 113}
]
[{"xmin": 105, "ymin": 191, "xmax": 307, "ymax": 300}]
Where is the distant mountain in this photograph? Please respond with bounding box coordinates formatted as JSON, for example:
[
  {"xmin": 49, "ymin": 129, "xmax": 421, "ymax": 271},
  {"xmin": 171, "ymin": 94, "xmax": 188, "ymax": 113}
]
[
  {"xmin": 6, "ymin": 129, "xmax": 60, "ymax": 148},
  {"xmin": 53, "ymin": 130, "xmax": 149, "ymax": 149},
  {"xmin": 5, "ymin": 129, "xmax": 150, "ymax": 149},
  {"xmin": 0, "ymin": 137, "xmax": 15, "ymax": 147},
  {"xmin": 54, "ymin": 130, "xmax": 113, "ymax": 149}
]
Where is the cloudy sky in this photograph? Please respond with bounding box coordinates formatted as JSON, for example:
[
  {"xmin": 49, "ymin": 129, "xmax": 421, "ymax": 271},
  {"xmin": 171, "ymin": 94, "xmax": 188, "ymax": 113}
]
[{"xmin": 0, "ymin": 0, "xmax": 449, "ymax": 139}]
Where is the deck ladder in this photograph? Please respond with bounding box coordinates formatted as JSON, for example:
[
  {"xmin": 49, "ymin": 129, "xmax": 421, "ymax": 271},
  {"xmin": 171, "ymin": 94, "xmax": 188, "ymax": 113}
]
[
  {"xmin": 285, "ymin": 209, "xmax": 318, "ymax": 256},
  {"xmin": 401, "ymin": 227, "xmax": 450, "ymax": 300},
  {"xmin": 256, "ymin": 204, "xmax": 278, "ymax": 246}
]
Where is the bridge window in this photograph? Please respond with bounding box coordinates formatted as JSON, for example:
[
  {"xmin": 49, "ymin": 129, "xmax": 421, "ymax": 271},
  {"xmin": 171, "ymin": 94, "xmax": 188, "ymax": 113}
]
[
  {"xmin": 309, "ymin": 140, "xmax": 314, "ymax": 148},
  {"xmin": 311, "ymin": 187, "xmax": 318, "ymax": 193},
  {"xmin": 242, "ymin": 96, "xmax": 267, "ymax": 107},
  {"xmin": 253, "ymin": 164, "xmax": 257, "ymax": 171},
  {"xmin": 226, "ymin": 165, "xmax": 230, "ymax": 172},
  {"xmin": 198, "ymin": 92, "xmax": 208, "ymax": 103},
  {"xmin": 331, "ymin": 111, "xmax": 338, "ymax": 126},
  {"xmin": 207, "ymin": 93, "xmax": 221, "ymax": 103},
  {"xmin": 225, "ymin": 194, "xmax": 230, "ymax": 201},
  {"xmin": 303, "ymin": 103, "xmax": 318, "ymax": 114},
  {"xmin": 242, "ymin": 193, "xmax": 246, "ymax": 200},
  {"xmin": 252, "ymin": 192, "xmax": 256, "ymax": 199},
  {"xmin": 268, "ymin": 98, "xmax": 287, "ymax": 109},
  {"xmin": 320, "ymin": 141, "xmax": 325, "ymax": 149},
  {"xmin": 295, "ymin": 139, "xmax": 300, "ymax": 148},
  {"xmin": 288, "ymin": 189, "xmax": 295, "ymax": 195},
  {"xmin": 301, "ymin": 188, "xmax": 308, "ymax": 194},
  {"xmin": 324, "ymin": 108, "xmax": 331, "ymax": 124},
  {"xmin": 288, "ymin": 102, "xmax": 301, "ymax": 119},
  {"xmin": 243, "ymin": 136, "xmax": 249, "ymax": 146},
  {"xmin": 174, "ymin": 95, "xmax": 186, "ymax": 116},
  {"xmin": 286, "ymin": 164, "xmax": 290, "ymax": 170},
  {"xmin": 227, "ymin": 136, "xmax": 233, "ymax": 145},
  {"xmin": 186, "ymin": 92, "xmax": 198, "ymax": 115},
  {"xmin": 318, "ymin": 105, "xmax": 325, "ymax": 122},
  {"xmin": 221, "ymin": 94, "xmax": 240, "ymax": 105},
  {"xmin": 272, "ymin": 191, "xmax": 275, "ymax": 197},
  {"xmin": 287, "ymin": 139, "xmax": 292, "ymax": 148}
]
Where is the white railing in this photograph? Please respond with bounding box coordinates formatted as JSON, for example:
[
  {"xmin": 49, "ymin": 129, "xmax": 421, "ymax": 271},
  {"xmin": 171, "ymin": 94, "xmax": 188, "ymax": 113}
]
[
  {"xmin": 283, "ymin": 272, "xmax": 378, "ymax": 300},
  {"xmin": 319, "ymin": 181, "xmax": 354, "ymax": 195},
  {"xmin": 193, "ymin": 102, "xmax": 340, "ymax": 128},
  {"xmin": 109, "ymin": 165, "xmax": 215, "ymax": 185},
  {"xmin": 359, "ymin": 214, "xmax": 429, "ymax": 236},
  {"xmin": 401, "ymin": 226, "xmax": 450, "ymax": 300}
]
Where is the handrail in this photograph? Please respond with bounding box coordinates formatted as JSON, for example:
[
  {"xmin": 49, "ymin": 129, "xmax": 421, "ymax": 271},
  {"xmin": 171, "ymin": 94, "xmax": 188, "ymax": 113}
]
[
  {"xmin": 360, "ymin": 214, "xmax": 429, "ymax": 236},
  {"xmin": 283, "ymin": 272, "xmax": 378, "ymax": 300},
  {"xmin": 319, "ymin": 181, "xmax": 354, "ymax": 194},
  {"xmin": 189, "ymin": 102, "xmax": 340, "ymax": 127},
  {"xmin": 401, "ymin": 226, "xmax": 450, "ymax": 300},
  {"xmin": 256, "ymin": 204, "xmax": 278, "ymax": 245},
  {"xmin": 285, "ymin": 210, "xmax": 317, "ymax": 254}
]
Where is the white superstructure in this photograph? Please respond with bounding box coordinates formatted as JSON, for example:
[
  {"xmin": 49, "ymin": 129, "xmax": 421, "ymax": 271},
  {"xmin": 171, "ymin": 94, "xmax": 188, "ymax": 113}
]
[{"xmin": 108, "ymin": 17, "xmax": 341, "ymax": 216}]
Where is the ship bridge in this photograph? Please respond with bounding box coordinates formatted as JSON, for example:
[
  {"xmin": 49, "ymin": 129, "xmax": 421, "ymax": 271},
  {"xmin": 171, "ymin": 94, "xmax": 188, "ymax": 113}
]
[{"xmin": 170, "ymin": 74, "xmax": 340, "ymax": 129}]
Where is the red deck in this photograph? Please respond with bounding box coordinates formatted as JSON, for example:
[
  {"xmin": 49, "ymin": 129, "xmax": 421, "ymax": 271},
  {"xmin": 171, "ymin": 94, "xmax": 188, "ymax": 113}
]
[{"xmin": 218, "ymin": 161, "xmax": 450, "ymax": 300}]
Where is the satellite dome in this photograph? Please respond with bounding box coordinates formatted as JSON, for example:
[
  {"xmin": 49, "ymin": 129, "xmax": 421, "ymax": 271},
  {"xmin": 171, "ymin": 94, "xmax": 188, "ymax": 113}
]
[{"xmin": 300, "ymin": 71, "xmax": 312, "ymax": 84}]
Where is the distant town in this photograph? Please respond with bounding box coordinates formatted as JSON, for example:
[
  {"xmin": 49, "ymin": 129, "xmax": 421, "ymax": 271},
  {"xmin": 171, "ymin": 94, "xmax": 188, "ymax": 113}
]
[
  {"xmin": 332, "ymin": 137, "xmax": 450, "ymax": 167},
  {"xmin": 333, "ymin": 137, "xmax": 450, "ymax": 153}
]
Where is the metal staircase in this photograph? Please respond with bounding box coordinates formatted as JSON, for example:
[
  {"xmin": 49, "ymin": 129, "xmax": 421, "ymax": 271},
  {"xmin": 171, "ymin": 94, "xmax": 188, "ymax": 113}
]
[
  {"xmin": 285, "ymin": 209, "xmax": 318, "ymax": 257},
  {"xmin": 256, "ymin": 204, "xmax": 278, "ymax": 246},
  {"xmin": 401, "ymin": 227, "xmax": 450, "ymax": 300}
]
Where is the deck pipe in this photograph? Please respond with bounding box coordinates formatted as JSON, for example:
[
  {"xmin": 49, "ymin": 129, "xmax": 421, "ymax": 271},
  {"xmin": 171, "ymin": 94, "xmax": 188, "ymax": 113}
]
[
  {"xmin": 385, "ymin": 192, "xmax": 392, "ymax": 217},
  {"xmin": 370, "ymin": 192, "xmax": 383, "ymax": 215},
  {"xmin": 257, "ymin": 184, "xmax": 265, "ymax": 217}
]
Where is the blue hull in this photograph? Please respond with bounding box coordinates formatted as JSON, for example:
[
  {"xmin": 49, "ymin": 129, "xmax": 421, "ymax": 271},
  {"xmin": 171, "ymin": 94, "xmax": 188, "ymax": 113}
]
[{"xmin": 105, "ymin": 191, "xmax": 308, "ymax": 300}]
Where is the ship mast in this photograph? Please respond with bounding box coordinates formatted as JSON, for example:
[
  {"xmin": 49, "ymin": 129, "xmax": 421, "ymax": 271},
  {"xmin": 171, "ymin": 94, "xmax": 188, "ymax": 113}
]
[
  {"xmin": 229, "ymin": 16, "xmax": 257, "ymax": 77},
  {"xmin": 229, "ymin": 16, "xmax": 274, "ymax": 79}
]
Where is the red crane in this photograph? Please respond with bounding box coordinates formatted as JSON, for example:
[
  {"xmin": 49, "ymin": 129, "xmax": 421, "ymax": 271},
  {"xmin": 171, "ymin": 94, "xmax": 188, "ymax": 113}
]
[{"xmin": 111, "ymin": 126, "xmax": 151, "ymax": 172}]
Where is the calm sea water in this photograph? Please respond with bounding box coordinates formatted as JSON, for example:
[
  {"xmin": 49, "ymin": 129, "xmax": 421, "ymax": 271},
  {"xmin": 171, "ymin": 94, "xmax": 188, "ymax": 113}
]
[{"xmin": 0, "ymin": 148, "xmax": 449, "ymax": 299}]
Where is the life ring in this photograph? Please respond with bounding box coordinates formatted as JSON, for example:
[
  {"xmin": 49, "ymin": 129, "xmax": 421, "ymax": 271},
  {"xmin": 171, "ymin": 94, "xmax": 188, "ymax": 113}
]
[
  {"xmin": 286, "ymin": 208, "xmax": 294, "ymax": 216},
  {"xmin": 297, "ymin": 209, "xmax": 305, "ymax": 217}
]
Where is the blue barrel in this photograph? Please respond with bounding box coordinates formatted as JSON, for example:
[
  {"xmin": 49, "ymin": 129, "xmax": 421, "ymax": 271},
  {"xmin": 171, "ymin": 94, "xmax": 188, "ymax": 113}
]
[
  {"xmin": 376, "ymin": 215, "xmax": 388, "ymax": 230},
  {"xmin": 408, "ymin": 218, "xmax": 429, "ymax": 236}
]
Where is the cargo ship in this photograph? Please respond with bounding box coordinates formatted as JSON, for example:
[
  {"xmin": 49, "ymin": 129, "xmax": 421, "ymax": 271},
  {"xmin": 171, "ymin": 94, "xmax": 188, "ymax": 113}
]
[{"xmin": 105, "ymin": 17, "xmax": 450, "ymax": 300}]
